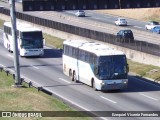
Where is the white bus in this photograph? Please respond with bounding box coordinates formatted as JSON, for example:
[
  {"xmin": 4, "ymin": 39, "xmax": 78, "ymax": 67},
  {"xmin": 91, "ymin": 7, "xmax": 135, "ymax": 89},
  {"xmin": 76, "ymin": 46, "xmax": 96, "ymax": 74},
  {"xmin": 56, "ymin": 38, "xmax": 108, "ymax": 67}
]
[
  {"xmin": 3, "ymin": 22, "xmax": 44, "ymax": 57},
  {"xmin": 63, "ymin": 40, "xmax": 129, "ymax": 91}
]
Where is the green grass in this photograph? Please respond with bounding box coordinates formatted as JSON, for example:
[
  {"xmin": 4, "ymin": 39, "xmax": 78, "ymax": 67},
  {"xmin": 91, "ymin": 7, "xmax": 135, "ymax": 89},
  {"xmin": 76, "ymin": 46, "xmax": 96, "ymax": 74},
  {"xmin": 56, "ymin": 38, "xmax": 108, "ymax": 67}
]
[
  {"xmin": 43, "ymin": 33, "xmax": 64, "ymax": 49},
  {"xmin": 128, "ymin": 59, "xmax": 160, "ymax": 81},
  {"xmin": 0, "ymin": 19, "xmax": 4, "ymax": 29},
  {"xmin": 0, "ymin": 70, "xmax": 90, "ymax": 120},
  {"xmin": 144, "ymin": 16, "xmax": 160, "ymax": 22}
]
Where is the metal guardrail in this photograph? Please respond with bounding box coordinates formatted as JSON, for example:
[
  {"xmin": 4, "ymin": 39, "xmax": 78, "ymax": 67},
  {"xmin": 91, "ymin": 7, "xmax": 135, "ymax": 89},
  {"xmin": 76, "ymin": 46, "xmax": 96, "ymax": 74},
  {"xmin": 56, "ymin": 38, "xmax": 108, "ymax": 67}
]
[
  {"xmin": 0, "ymin": 8, "xmax": 159, "ymax": 56},
  {"xmin": 0, "ymin": 65, "xmax": 47, "ymax": 93}
]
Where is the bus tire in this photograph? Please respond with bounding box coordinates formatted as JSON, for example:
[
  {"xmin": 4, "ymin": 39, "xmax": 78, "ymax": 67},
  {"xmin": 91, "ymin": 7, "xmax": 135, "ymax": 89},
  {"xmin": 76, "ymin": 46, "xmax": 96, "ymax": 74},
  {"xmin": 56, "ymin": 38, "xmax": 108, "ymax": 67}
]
[
  {"xmin": 7, "ymin": 44, "xmax": 10, "ymax": 52},
  {"xmin": 69, "ymin": 69, "xmax": 73, "ymax": 81},
  {"xmin": 73, "ymin": 72, "xmax": 78, "ymax": 83},
  {"xmin": 92, "ymin": 79, "xmax": 97, "ymax": 91}
]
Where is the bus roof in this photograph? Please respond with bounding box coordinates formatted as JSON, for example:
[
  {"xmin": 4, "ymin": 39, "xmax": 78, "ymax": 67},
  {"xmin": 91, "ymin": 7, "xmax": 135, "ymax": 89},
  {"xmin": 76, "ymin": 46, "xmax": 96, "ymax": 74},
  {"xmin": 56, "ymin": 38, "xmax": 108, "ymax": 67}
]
[
  {"xmin": 4, "ymin": 22, "xmax": 42, "ymax": 32},
  {"xmin": 63, "ymin": 39, "xmax": 125, "ymax": 56}
]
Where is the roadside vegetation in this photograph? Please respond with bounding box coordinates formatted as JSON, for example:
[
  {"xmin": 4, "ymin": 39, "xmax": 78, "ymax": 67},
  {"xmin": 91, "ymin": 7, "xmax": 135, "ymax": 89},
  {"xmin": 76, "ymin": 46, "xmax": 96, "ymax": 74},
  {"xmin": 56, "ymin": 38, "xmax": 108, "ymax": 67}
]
[
  {"xmin": 0, "ymin": 19, "xmax": 4, "ymax": 29},
  {"xmin": 0, "ymin": 70, "xmax": 90, "ymax": 120},
  {"xmin": 43, "ymin": 33, "xmax": 64, "ymax": 49},
  {"xmin": 97, "ymin": 8, "xmax": 160, "ymax": 22},
  {"xmin": 128, "ymin": 60, "xmax": 160, "ymax": 81}
]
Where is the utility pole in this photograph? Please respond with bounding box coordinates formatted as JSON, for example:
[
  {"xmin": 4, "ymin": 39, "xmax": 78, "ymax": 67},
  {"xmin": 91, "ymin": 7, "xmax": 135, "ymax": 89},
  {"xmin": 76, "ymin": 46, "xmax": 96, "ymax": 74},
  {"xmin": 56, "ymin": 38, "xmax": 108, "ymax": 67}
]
[{"xmin": 9, "ymin": 0, "xmax": 21, "ymax": 86}]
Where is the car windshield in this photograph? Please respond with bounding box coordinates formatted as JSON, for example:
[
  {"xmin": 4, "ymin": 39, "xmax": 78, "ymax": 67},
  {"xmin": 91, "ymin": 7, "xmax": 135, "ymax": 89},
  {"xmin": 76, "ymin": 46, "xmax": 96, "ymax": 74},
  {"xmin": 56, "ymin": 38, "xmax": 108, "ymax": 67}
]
[
  {"xmin": 156, "ymin": 27, "xmax": 160, "ymax": 29},
  {"xmin": 98, "ymin": 55, "xmax": 127, "ymax": 80},
  {"xmin": 120, "ymin": 19, "xmax": 126, "ymax": 21},
  {"xmin": 124, "ymin": 30, "xmax": 133, "ymax": 35},
  {"xmin": 78, "ymin": 10, "xmax": 84, "ymax": 12},
  {"xmin": 152, "ymin": 21, "xmax": 159, "ymax": 25},
  {"xmin": 124, "ymin": 30, "xmax": 132, "ymax": 33}
]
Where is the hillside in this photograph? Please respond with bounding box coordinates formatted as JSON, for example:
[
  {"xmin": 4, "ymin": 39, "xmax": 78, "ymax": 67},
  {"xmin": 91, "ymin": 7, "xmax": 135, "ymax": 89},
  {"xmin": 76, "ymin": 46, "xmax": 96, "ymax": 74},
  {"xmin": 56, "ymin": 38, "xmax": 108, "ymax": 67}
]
[{"xmin": 97, "ymin": 8, "xmax": 160, "ymax": 22}]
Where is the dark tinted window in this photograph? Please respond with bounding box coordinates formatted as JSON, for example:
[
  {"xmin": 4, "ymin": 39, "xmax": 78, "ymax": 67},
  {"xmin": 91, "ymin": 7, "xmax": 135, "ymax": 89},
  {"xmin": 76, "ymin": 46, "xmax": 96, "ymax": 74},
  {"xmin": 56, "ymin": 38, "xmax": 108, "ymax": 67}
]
[
  {"xmin": 152, "ymin": 21, "xmax": 159, "ymax": 25},
  {"xmin": 21, "ymin": 31, "xmax": 43, "ymax": 39},
  {"xmin": 79, "ymin": 10, "xmax": 84, "ymax": 12}
]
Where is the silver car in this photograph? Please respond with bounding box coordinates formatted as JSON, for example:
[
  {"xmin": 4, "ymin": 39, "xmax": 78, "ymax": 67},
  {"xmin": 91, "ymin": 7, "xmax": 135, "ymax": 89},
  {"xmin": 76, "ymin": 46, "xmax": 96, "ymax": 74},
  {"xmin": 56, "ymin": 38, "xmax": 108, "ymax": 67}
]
[
  {"xmin": 115, "ymin": 18, "xmax": 127, "ymax": 26},
  {"xmin": 75, "ymin": 10, "xmax": 85, "ymax": 17}
]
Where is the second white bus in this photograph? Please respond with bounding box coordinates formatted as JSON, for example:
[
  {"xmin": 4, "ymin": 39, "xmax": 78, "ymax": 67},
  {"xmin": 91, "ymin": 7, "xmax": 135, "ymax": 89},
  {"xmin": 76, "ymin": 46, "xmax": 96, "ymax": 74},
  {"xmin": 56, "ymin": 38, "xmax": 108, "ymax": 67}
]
[
  {"xmin": 63, "ymin": 39, "xmax": 129, "ymax": 91},
  {"xmin": 3, "ymin": 22, "xmax": 44, "ymax": 57}
]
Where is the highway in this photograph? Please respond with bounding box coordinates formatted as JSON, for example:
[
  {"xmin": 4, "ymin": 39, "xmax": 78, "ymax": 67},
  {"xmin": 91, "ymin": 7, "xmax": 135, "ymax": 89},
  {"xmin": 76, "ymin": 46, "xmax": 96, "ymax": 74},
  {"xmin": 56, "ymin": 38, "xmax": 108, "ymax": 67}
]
[
  {"xmin": 0, "ymin": 1, "xmax": 160, "ymax": 120},
  {"xmin": 64, "ymin": 10, "xmax": 149, "ymax": 30},
  {"xmin": 0, "ymin": 28, "xmax": 160, "ymax": 120},
  {"xmin": 0, "ymin": 1, "xmax": 160, "ymax": 45}
]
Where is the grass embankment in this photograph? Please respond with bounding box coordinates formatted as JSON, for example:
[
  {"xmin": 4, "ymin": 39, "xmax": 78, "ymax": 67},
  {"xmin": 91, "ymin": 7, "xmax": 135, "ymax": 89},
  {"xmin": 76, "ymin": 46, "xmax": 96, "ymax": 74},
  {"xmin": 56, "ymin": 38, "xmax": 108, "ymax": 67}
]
[
  {"xmin": 43, "ymin": 33, "xmax": 63, "ymax": 49},
  {"xmin": 0, "ymin": 19, "xmax": 4, "ymax": 29},
  {"xmin": 97, "ymin": 8, "xmax": 160, "ymax": 22},
  {"xmin": 0, "ymin": 70, "xmax": 90, "ymax": 120},
  {"xmin": 128, "ymin": 60, "xmax": 160, "ymax": 81}
]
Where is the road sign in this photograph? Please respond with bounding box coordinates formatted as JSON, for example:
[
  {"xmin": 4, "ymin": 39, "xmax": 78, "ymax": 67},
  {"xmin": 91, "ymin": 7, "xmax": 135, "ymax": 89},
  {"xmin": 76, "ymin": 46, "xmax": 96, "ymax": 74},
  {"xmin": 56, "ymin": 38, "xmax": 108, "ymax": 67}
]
[{"xmin": 22, "ymin": 0, "xmax": 160, "ymax": 11}]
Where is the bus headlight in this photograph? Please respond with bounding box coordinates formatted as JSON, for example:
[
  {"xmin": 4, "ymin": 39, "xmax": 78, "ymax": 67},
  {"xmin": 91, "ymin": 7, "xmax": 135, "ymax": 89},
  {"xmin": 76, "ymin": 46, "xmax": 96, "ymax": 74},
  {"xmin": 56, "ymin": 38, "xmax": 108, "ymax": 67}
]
[
  {"xmin": 101, "ymin": 82, "xmax": 105, "ymax": 86},
  {"xmin": 124, "ymin": 81, "xmax": 127, "ymax": 84},
  {"xmin": 123, "ymin": 80, "xmax": 128, "ymax": 84}
]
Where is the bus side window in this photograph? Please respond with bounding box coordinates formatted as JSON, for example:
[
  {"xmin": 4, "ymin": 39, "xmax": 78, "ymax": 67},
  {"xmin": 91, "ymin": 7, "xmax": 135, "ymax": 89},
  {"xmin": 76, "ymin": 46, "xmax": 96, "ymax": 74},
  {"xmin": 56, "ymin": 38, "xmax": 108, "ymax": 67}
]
[{"xmin": 94, "ymin": 65, "xmax": 99, "ymax": 75}]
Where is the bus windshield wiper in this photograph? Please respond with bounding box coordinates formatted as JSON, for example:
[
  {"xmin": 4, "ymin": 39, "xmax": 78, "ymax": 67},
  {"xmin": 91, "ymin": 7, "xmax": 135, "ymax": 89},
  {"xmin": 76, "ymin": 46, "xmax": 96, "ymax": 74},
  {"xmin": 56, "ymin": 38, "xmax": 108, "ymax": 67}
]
[{"xmin": 111, "ymin": 73, "xmax": 118, "ymax": 79}]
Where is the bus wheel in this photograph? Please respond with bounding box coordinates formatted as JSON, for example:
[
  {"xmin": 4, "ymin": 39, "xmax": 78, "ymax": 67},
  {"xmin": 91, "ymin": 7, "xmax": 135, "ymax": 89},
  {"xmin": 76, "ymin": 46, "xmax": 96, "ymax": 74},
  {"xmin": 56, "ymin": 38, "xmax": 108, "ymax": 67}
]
[
  {"xmin": 73, "ymin": 72, "xmax": 77, "ymax": 83},
  {"xmin": 69, "ymin": 70, "xmax": 73, "ymax": 81},
  {"xmin": 92, "ymin": 79, "xmax": 97, "ymax": 91},
  {"xmin": 7, "ymin": 44, "xmax": 10, "ymax": 52}
]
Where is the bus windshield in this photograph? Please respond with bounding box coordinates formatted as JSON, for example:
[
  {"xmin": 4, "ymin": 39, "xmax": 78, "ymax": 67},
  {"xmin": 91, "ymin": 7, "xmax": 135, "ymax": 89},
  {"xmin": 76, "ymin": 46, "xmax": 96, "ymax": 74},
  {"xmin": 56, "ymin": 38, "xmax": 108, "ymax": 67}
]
[
  {"xmin": 99, "ymin": 55, "xmax": 127, "ymax": 80},
  {"xmin": 21, "ymin": 31, "xmax": 43, "ymax": 49}
]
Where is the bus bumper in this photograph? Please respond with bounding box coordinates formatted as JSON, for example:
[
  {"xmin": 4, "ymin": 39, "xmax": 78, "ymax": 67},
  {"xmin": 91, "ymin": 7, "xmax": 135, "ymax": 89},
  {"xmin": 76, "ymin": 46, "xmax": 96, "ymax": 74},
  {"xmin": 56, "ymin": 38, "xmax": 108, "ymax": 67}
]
[{"xmin": 97, "ymin": 83, "xmax": 128, "ymax": 91}]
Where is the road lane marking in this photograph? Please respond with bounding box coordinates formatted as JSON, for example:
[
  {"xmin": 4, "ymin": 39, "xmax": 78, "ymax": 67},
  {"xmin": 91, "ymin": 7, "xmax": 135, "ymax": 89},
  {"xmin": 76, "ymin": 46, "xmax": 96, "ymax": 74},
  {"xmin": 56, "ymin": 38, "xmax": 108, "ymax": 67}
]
[
  {"xmin": 32, "ymin": 66, "xmax": 39, "ymax": 69},
  {"xmin": 134, "ymin": 26, "xmax": 142, "ymax": 29},
  {"xmin": 94, "ymin": 17, "xmax": 102, "ymax": 20},
  {"xmin": 7, "ymin": 54, "xmax": 13, "ymax": 58},
  {"xmin": 59, "ymin": 78, "xmax": 71, "ymax": 84},
  {"xmin": 139, "ymin": 93, "xmax": 159, "ymax": 101},
  {"xmin": 100, "ymin": 96, "xmax": 117, "ymax": 104},
  {"xmin": 44, "ymin": 87, "xmax": 108, "ymax": 120},
  {"xmin": 45, "ymin": 87, "xmax": 90, "ymax": 111}
]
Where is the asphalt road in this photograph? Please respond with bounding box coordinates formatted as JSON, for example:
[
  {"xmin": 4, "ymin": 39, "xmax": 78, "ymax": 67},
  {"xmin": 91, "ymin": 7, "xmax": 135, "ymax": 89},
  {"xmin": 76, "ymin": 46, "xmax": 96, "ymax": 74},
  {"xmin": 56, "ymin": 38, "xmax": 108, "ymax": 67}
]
[
  {"xmin": 64, "ymin": 10, "xmax": 148, "ymax": 30},
  {"xmin": 0, "ymin": 29, "xmax": 160, "ymax": 120}
]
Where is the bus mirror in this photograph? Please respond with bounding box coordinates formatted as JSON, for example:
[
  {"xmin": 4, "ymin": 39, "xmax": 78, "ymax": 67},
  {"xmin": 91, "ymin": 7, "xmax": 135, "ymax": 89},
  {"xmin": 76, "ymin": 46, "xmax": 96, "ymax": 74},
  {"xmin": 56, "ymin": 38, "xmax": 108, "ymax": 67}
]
[
  {"xmin": 43, "ymin": 39, "xmax": 46, "ymax": 46},
  {"xmin": 127, "ymin": 64, "xmax": 129, "ymax": 72},
  {"xmin": 94, "ymin": 65, "xmax": 99, "ymax": 75}
]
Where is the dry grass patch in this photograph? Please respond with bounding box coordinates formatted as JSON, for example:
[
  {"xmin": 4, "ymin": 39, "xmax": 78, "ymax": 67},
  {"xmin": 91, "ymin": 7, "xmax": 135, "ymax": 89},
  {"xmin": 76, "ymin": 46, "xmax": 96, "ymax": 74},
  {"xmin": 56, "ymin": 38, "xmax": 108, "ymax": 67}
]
[
  {"xmin": 96, "ymin": 8, "xmax": 160, "ymax": 22},
  {"xmin": 128, "ymin": 59, "xmax": 160, "ymax": 81},
  {"xmin": 0, "ymin": 19, "xmax": 4, "ymax": 29},
  {"xmin": 43, "ymin": 33, "xmax": 64, "ymax": 49}
]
